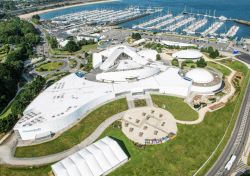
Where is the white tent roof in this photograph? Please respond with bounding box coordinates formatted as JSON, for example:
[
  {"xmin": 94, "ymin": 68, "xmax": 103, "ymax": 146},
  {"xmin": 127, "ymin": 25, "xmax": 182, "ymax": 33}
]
[
  {"xmin": 52, "ymin": 137, "xmax": 128, "ymax": 176},
  {"xmin": 116, "ymin": 60, "xmax": 142, "ymax": 70},
  {"xmin": 186, "ymin": 68, "xmax": 214, "ymax": 83},
  {"xmin": 172, "ymin": 50, "xmax": 203, "ymax": 59},
  {"xmin": 161, "ymin": 40, "xmax": 196, "ymax": 47},
  {"xmin": 96, "ymin": 67, "xmax": 160, "ymax": 82},
  {"xmin": 98, "ymin": 45, "xmax": 148, "ymax": 71},
  {"xmin": 138, "ymin": 49, "xmax": 158, "ymax": 61}
]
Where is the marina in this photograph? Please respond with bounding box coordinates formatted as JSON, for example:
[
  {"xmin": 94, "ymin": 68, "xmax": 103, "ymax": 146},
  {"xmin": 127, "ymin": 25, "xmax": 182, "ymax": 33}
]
[
  {"xmin": 165, "ymin": 17, "xmax": 195, "ymax": 32},
  {"xmin": 51, "ymin": 7, "xmax": 159, "ymax": 26},
  {"xmin": 225, "ymin": 25, "xmax": 240, "ymax": 38},
  {"xmin": 133, "ymin": 14, "xmax": 172, "ymax": 29},
  {"xmin": 39, "ymin": 0, "xmax": 250, "ymax": 39},
  {"xmin": 148, "ymin": 15, "xmax": 184, "ymax": 30},
  {"xmin": 201, "ymin": 21, "xmax": 224, "ymax": 36},
  {"xmin": 183, "ymin": 18, "xmax": 208, "ymax": 34}
]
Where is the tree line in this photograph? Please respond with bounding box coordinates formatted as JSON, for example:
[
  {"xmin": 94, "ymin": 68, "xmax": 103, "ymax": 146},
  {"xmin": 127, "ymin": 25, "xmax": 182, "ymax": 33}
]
[
  {"xmin": 0, "ymin": 17, "xmax": 40, "ymax": 113},
  {"xmin": 0, "ymin": 76, "xmax": 46, "ymax": 133}
]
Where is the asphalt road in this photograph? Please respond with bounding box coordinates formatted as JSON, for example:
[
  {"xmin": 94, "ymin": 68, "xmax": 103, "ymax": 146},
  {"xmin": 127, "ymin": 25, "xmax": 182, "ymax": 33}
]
[
  {"xmin": 206, "ymin": 69, "xmax": 250, "ymax": 176},
  {"xmin": 237, "ymin": 53, "xmax": 250, "ymax": 65}
]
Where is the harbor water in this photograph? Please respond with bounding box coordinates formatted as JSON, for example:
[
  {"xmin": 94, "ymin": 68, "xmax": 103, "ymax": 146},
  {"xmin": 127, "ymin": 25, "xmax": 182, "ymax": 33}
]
[{"xmin": 40, "ymin": 0, "xmax": 250, "ymax": 38}]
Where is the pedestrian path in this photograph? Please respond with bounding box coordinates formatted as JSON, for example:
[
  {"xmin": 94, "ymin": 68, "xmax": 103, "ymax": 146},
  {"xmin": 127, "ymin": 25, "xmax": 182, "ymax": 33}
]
[{"xmin": 0, "ymin": 112, "xmax": 125, "ymax": 166}]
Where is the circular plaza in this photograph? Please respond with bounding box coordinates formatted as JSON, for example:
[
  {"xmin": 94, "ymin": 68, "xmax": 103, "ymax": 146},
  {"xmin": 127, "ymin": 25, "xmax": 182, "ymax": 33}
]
[{"xmin": 122, "ymin": 107, "xmax": 177, "ymax": 145}]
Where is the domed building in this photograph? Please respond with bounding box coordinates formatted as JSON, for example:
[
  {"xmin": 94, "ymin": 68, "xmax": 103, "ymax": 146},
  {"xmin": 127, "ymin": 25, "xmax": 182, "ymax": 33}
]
[
  {"xmin": 185, "ymin": 68, "xmax": 223, "ymax": 93},
  {"xmin": 172, "ymin": 50, "xmax": 203, "ymax": 60}
]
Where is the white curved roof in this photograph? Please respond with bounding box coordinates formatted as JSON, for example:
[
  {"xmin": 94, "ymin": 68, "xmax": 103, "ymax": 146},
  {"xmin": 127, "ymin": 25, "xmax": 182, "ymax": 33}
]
[
  {"xmin": 161, "ymin": 40, "xmax": 196, "ymax": 47},
  {"xmin": 172, "ymin": 50, "xmax": 203, "ymax": 59},
  {"xmin": 99, "ymin": 45, "xmax": 148, "ymax": 71},
  {"xmin": 14, "ymin": 67, "xmax": 192, "ymax": 141},
  {"xmin": 186, "ymin": 68, "xmax": 214, "ymax": 84},
  {"xmin": 96, "ymin": 67, "xmax": 160, "ymax": 82},
  {"xmin": 52, "ymin": 137, "xmax": 128, "ymax": 176},
  {"xmin": 116, "ymin": 60, "xmax": 142, "ymax": 70},
  {"xmin": 138, "ymin": 49, "xmax": 158, "ymax": 61}
]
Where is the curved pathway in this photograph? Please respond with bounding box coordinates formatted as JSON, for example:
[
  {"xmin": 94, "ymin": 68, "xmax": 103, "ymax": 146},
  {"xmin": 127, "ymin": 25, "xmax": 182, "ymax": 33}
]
[{"xmin": 0, "ymin": 112, "xmax": 124, "ymax": 167}]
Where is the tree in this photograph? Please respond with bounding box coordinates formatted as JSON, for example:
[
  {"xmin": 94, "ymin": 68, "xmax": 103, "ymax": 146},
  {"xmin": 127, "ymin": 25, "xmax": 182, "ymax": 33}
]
[
  {"xmin": 32, "ymin": 14, "xmax": 40, "ymax": 21},
  {"xmin": 196, "ymin": 58, "xmax": 207, "ymax": 68},
  {"xmin": 214, "ymin": 49, "xmax": 220, "ymax": 57},
  {"xmin": 171, "ymin": 59, "xmax": 179, "ymax": 67},
  {"xmin": 131, "ymin": 33, "xmax": 141, "ymax": 40},
  {"xmin": 64, "ymin": 40, "xmax": 80, "ymax": 52},
  {"xmin": 156, "ymin": 54, "xmax": 161, "ymax": 61},
  {"xmin": 32, "ymin": 15, "xmax": 41, "ymax": 24},
  {"xmin": 207, "ymin": 46, "xmax": 214, "ymax": 54},
  {"xmin": 46, "ymin": 35, "xmax": 58, "ymax": 49}
]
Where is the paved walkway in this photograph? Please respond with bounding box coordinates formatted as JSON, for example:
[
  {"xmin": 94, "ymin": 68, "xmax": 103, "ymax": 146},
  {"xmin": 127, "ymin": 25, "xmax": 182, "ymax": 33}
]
[{"xmin": 0, "ymin": 112, "xmax": 125, "ymax": 166}]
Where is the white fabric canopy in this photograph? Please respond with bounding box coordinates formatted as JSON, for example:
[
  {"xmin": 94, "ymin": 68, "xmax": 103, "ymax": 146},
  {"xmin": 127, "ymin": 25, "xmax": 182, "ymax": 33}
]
[{"xmin": 52, "ymin": 137, "xmax": 128, "ymax": 176}]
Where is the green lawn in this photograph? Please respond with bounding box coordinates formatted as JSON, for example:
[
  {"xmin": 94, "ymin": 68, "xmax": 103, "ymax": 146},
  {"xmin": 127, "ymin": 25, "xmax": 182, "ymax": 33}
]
[
  {"xmin": 152, "ymin": 95, "xmax": 198, "ymax": 121},
  {"xmin": 80, "ymin": 44, "xmax": 97, "ymax": 52},
  {"xmin": 196, "ymin": 70, "xmax": 250, "ymax": 176},
  {"xmin": 69, "ymin": 59, "xmax": 77, "ymax": 68},
  {"xmin": 35, "ymin": 61, "xmax": 64, "ymax": 72},
  {"xmin": 219, "ymin": 59, "xmax": 248, "ymax": 75},
  {"xmin": 97, "ymin": 73, "xmax": 249, "ymax": 176},
  {"xmin": 49, "ymin": 44, "xmax": 97, "ymax": 55},
  {"xmin": 15, "ymin": 98, "xmax": 128, "ymax": 157},
  {"xmin": 4, "ymin": 69, "xmax": 250, "ymax": 176},
  {"xmin": 100, "ymin": 99, "xmax": 240, "ymax": 175},
  {"xmin": 207, "ymin": 61, "xmax": 231, "ymax": 76},
  {"xmin": 0, "ymin": 165, "xmax": 51, "ymax": 176}
]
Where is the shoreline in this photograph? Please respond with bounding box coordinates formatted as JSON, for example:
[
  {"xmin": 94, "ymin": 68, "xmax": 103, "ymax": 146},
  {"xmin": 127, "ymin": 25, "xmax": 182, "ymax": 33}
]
[{"xmin": 19, "ymin": 0, "xmax": 119, "ymax": 20}]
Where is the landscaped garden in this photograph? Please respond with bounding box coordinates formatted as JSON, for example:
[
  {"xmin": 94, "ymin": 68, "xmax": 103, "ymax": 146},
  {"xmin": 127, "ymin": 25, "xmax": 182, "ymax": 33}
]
[
  {"xmin": 35, "ymin": 61, "xmax": 64, "ymax": 72},
  {"xmin": 15, "ymin": 98, "xmax": 128, "ymax": 157},
  {"xmin": 152, "ymin": 95, "xmax": 198, "ymax": 121},
  {"xmin": 3, "ymin": 60, "xmax": 249, "ymax": 176}
]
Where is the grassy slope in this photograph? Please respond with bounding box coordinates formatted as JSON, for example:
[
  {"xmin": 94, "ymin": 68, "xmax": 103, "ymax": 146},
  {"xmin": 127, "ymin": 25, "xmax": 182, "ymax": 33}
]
[
  {"xmin": 219, "ymin": 59, "xmax": 248, "ymax": 75},
  {"xmin": 152, "ymin": 95, "xmax": 198, "ymax": 121},
  {"xmin": 0, "ymin": 165, "xmax": 51, "ymax": 176},
  {"xmin": 15, "ymin": 98, "xmax": 128, "ymax": 157},
  {"xmin": 207, "ymin": 61, "xmax": 231, "ymax": 76},
  {"xmin": 0, "ymin": 88, "xmax": 26, "ymax": 120},
  {"xmin": 196, "ymin": 61, "xmax": 249, "ymax": 175},
  {"xmin": 101, "ymin": 73, "xmax": 249, "ymax": 176},
  {"xmin": 4, "ymin": 61, "xmax": 249, "ymax": 175}
]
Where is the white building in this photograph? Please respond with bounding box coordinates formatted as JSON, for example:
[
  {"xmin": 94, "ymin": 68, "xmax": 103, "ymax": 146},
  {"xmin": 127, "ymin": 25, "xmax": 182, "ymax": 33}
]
[
  {"xmin": 14, "ymin": 45, "xmax": 222, "ymax": 141},
  {"xmin": 52, "ymin": 137, "xmax": 128, "ymax": 176},
  {"xmin": 161, "ymin": 40, "xmax": 197, "ymax": 48},
  {"xmin": 172, "ymin": 50, "xmax": 203, "ymax": 60},
  {"xmin": 185, "ymin": 68, "xmax": 223, "ymax": 93}
]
